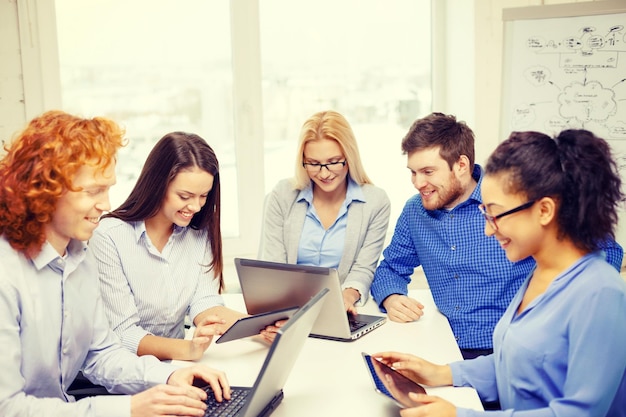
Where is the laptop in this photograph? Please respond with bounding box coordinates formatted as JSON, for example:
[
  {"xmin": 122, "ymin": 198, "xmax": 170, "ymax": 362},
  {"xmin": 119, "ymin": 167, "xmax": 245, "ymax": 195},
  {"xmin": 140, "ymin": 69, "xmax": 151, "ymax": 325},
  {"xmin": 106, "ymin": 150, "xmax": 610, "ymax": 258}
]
[
  {"xmin": 234, "ymin": 258, "xmax": 386, "ymax": 342},
  {"xmin": 361, "ymin": 352, "xmax": 426, "ymax": 408},
  {"xmin": 202, "ymin": 288, "xmax": 329, "ymax": 417}
]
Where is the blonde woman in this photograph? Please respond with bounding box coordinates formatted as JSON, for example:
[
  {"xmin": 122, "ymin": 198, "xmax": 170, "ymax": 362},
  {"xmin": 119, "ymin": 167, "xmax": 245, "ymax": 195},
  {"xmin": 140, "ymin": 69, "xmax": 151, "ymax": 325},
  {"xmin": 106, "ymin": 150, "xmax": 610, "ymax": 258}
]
[{"xmin": 259, "ymin": 110, "xmax": 390, "ymax": 313}]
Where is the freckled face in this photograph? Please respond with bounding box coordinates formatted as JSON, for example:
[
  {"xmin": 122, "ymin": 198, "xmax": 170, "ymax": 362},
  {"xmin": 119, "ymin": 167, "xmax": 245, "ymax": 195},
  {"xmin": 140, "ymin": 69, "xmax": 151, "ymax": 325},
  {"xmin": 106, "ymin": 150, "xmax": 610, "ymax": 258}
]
[
  {"xmin": 47, "ymin": 162, "xmax": 116, "ymax": 255},
  {"xmin": 158, "ymin": 167, "xmax": 214, "ymax": 227},
  {"xmin": 407, "ymin": 147, "xmax": 464, "ymax": 211}
]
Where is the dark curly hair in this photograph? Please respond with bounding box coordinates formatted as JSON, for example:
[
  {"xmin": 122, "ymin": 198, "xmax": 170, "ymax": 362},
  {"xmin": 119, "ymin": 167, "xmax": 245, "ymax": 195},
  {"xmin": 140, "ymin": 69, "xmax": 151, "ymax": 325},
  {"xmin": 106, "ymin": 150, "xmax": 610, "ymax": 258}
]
[{"xmin": 485, "ymin": 129, "xmax": 623, "ymax": 253}]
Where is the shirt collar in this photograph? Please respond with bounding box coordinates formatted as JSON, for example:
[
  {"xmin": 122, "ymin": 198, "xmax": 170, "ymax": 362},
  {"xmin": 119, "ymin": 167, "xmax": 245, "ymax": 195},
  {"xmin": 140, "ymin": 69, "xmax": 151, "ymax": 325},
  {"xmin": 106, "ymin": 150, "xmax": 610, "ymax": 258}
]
[
  {"xmin": 33, "ymin": 239, "xmax": 87, "ymax": 271},
  {"xmin": 133, "ymin": 220, "xmax": 185, "ymax": 244},
  {"xmin": 133, "ymin": 220, "xmax": 148, "ymax": 243},
  {"xmin": 467, "ymin": 164, "xmax": 484, "ymax": 204}
]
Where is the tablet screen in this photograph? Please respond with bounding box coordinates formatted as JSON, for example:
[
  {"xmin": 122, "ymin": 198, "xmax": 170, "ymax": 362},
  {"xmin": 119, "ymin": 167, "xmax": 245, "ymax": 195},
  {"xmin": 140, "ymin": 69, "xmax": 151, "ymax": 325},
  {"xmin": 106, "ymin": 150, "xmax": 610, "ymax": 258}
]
[
  {"xmin": 362, "ymin": 352, "xmax": 426, "ymax": 408},
  {"xmin": 216, "ymin": 306, "xmax": 299, "ymax": 343}
]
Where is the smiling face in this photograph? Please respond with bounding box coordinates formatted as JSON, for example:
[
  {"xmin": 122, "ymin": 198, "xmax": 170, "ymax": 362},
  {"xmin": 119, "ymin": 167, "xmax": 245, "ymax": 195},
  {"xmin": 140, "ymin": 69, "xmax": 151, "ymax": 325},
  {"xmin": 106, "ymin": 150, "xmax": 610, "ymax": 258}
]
[
  {"xmin": 480, "ymin": 173, "xmax": 544, "ymax": 262},
  {"xmin": 46, "ymin": 162, "xmax": 116, "ymax": 255},
  {"xmin": 303, "ymin": 138, "xmax": 349, "ymax": 196},
  {"xmin": 157, "ymin": 166, "xmax": 214, "ymax": 227},
  {"xmin": 407, "ymin": 147, "xmax": 466, "ymax": 211}
]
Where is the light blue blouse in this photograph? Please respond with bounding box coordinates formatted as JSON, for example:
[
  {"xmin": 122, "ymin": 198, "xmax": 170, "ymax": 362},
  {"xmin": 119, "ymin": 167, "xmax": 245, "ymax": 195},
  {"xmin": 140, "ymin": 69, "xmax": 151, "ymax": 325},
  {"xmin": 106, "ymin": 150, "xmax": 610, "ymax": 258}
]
[
  {"xmin": 450, "ymin": 254, "xmax": 626, "ymax": 416},
  {"xmin": 90, "ymin": 218, "xmax": 224, "ymax": 354},
  {"xmin": 0, "ymin": 237, "xmax": 176, "ymax": 417},
  {"xmin": 296, "ymin": 178, "xmax": 363, "ymax": 268}
]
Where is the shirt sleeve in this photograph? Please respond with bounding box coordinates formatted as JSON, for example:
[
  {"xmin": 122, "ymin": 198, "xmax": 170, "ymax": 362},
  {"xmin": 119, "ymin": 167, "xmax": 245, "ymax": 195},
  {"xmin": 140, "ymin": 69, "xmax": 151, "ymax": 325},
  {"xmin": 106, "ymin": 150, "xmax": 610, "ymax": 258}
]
[
  {"xmin": 188, "ymin": 245, "xmax": 225, "ymax": 322},
  {"xmin": 81, "ymin": 269, "xmax": 178, "ymax": 396},
  {"xmin": 258, "ymin": 184, "xmax": 290, "ymax": 263},
  {"xmin": 90, "ymin": 227, "xmax": 151, "ymax": 354},
  {"xmin": 0, "ymin": 251, "xmax": 176, "ymax": 417},
  {"xmin": 370, "ymin": 199, "xmax": 421, "ymax": 310},
  {"xmin": 450, "ymin": 355, "xmax": 499, "ymax": 403},
  {"xmin": 341, "ymin": 187, "xmax": 391, "ymax": 306}
]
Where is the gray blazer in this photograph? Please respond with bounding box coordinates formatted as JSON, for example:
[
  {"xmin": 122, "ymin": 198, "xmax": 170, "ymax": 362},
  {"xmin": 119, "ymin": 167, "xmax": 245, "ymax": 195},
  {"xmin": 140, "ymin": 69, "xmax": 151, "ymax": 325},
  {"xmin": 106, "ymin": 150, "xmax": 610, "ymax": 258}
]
[{"xmin": 258, "ymin": 178, "xmax": 391, "ymax": 305}]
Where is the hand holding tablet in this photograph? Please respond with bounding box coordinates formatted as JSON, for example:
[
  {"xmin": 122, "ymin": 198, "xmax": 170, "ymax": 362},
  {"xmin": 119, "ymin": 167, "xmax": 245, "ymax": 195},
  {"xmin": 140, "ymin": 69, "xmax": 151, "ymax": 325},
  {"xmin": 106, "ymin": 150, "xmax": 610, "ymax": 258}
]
[{"xmin": 216, "ymin": 306, "xmax": 299, "ymax": 343}]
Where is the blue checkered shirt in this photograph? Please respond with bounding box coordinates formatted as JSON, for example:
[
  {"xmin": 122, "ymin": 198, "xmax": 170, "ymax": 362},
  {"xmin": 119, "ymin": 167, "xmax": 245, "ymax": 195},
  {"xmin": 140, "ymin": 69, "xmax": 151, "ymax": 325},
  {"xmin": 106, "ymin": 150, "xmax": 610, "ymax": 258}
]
[{"xmin": 371, "ymin": 165, "xmax": 623, "ymax": 350}]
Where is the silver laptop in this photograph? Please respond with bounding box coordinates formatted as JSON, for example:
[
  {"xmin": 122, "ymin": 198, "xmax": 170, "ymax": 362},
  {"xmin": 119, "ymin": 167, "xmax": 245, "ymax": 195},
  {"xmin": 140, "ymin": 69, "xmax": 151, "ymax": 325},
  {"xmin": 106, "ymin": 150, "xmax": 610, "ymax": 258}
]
[
  {"xmin": 234, "ymin": 258, "xmax": 386, "ymax": 342},
  {"xmin": 202, "ymin": 288, "xmax": 329, "ymax": 417}
]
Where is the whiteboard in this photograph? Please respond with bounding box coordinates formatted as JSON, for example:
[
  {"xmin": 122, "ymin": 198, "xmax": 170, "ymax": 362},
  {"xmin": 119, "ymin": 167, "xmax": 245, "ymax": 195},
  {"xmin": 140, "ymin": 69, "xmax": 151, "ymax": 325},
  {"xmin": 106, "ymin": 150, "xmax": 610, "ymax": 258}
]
[{"xmin": 500, "ymin": 1, "xmax": 626, "ymax": 254}]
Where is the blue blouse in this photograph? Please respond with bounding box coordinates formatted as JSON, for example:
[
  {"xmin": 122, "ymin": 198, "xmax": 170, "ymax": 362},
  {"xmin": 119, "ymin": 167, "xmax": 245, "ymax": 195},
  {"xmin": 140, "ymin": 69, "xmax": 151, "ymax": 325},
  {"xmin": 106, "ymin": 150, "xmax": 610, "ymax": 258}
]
[
  {"xmin": 451, "ymin": 254, "xmax": 626, "ymax": 416},
  {"xmin": 297, "ymin": 178, "xmax": 364, "ymax": 269}
]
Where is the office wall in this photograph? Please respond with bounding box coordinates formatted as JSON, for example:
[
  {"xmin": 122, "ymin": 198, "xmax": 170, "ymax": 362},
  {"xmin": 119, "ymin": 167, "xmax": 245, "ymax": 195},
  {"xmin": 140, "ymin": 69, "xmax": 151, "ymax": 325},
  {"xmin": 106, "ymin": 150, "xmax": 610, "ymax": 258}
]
[
  {"xmin": 472, "ymin": 0, "xmax": 615, "ymax": 166},
  {"xmin": 0, "ymin": 0, "xmax": 24, "ymax": 148},
  {"xmin": 0, "ymin": 0, "xmax": 61, "ymax": 148}
]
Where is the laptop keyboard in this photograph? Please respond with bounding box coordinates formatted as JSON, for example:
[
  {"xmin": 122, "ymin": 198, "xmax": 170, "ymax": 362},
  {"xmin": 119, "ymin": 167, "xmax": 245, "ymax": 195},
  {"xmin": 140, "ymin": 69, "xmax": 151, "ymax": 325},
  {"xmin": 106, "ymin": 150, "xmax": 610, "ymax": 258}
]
[
  {"xmin": 204, "ymin": 387, "xmax": 250, "ymax": 417},
  {"xmin": 348, "ymin": 316, "xmax": 368, "ymax": 332}
]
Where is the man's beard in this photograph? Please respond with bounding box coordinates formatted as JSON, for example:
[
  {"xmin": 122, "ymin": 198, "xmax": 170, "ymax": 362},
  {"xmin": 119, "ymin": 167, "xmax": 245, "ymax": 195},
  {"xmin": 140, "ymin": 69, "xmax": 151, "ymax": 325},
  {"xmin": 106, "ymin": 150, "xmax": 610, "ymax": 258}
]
[{"xmin": 422, "ymin": 172, "xmax": 464, "ymax": 211}]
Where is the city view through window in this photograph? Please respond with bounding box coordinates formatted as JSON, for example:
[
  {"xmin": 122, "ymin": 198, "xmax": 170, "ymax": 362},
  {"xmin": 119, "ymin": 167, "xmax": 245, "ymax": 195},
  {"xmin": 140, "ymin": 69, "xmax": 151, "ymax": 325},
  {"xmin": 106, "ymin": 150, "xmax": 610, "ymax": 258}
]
[{"xmin": 55, "ymin": 0, "xmax": 432, "ymax": 244}]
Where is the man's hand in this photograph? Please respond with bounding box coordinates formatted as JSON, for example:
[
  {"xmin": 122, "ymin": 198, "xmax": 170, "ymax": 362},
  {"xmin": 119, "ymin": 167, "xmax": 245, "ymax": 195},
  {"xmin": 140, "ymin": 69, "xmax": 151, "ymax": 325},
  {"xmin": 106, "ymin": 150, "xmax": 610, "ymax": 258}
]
[
  {"xmin": 167, "ymin": 364, "xmax": 231, "ymax": 401},
  {"xmin": 131, "ymin": 384, "xmax": 209, "ymax": 417},
  {"xmin": 383, "ymin": 294, "xmax": 424, "ymax": 322},
  {"xmin": 131, "ymin": 363, "xmax": 230, "ymax": 417}
]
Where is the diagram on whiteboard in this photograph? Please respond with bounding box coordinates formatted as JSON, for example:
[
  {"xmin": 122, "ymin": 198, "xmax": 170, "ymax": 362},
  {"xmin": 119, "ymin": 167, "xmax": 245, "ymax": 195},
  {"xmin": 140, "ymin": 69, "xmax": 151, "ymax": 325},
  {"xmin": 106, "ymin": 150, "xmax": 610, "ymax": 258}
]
[{"xmin": 504, "ymin": 13, "xmax": 626, "ymax": 141}]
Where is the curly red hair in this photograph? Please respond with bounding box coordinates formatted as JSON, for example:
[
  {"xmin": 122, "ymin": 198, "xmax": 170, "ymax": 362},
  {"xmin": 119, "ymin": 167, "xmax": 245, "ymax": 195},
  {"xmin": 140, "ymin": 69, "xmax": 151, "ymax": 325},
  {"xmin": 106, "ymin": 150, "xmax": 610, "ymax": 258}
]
[{"xmin": 0, "ymin": 110, "xmax": 125, "ymax": 257}]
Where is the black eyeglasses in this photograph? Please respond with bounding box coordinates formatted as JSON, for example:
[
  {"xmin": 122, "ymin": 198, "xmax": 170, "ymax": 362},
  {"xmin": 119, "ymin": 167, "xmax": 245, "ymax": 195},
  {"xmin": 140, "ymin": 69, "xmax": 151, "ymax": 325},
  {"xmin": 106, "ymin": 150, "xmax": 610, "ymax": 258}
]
[
  {"xmin": 478, "ymin": 200, "xmax": 536, "ymax": 231},
  {"xmin": 302, "ymin": 160, "xmax": 347, "ymax": 174}
]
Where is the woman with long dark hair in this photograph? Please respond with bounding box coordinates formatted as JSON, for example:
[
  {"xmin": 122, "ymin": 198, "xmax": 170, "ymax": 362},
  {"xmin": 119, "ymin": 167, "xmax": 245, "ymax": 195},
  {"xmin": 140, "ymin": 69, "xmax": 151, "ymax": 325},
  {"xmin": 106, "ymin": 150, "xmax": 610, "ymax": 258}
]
[{"xmin": 91, "ymin": 132, "xmax": 245, "ymax": 360}]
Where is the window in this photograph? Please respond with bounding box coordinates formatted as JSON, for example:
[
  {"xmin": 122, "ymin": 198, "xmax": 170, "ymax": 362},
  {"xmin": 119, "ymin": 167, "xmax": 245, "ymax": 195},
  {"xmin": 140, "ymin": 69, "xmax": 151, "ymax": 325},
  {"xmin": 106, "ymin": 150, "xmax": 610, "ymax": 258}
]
[
  {"xmin": 55, "ymin": 0, "xmax": 241, "ymax": 237},
  {"xmin": 53, "ymin": 0, "xmax": 431, "ymax": 257},
  {"xmin": 260, "ymin": 0, "xmax": 431, "ymax": 222}
]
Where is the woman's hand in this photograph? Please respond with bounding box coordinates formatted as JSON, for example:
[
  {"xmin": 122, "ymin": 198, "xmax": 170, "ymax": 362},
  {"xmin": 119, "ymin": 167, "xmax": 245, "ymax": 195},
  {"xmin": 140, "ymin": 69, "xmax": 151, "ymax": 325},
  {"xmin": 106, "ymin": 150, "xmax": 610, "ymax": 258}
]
[
  {"xmin": 373, "ymin": 351, "xmax": 453, "ymax": 387},
  {"xmin": 399, "ymin": 393, "xmax": 457, "ymax": 417},
  {"xmin": 259, "ymin": 319, "xmax": 288, "ymax": 343},
  {"xmin": 342, "ymin": 288, "xmax": 360, "ymax": 315},
  {"xmin": 188, "ymin": 315, "xmax": 225, "ymax": 359}
]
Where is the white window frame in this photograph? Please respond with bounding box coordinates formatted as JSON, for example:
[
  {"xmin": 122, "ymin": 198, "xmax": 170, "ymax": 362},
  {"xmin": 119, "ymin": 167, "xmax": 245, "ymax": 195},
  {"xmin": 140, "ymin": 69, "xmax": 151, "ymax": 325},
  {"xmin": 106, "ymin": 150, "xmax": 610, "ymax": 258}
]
[
  {"xmin": 18, "ymin": 0, "xmax": 265, "ymax": 258},
  {"xmin": 15, "ymin": 0, "xmax": 453, "ymax": 259}
]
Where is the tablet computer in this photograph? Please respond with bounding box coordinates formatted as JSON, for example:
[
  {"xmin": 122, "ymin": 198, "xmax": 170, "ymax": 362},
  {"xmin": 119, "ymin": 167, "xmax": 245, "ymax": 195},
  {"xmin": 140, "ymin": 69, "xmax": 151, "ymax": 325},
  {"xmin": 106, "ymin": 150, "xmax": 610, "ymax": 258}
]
[
  {"xmin": 361, "ymin": 352, "xmax": 426, "ymax": 408},
  {"xmin": 216, "ymin": 306, "xmax": 299, "ymax": 343}
]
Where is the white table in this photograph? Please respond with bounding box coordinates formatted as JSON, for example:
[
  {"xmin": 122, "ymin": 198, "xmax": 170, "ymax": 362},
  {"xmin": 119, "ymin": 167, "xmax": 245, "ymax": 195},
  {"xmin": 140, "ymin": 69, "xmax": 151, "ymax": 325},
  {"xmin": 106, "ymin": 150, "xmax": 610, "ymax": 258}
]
[{"xmin": 174, "ymin": 289, "xmax": 483, "ymax": 416}]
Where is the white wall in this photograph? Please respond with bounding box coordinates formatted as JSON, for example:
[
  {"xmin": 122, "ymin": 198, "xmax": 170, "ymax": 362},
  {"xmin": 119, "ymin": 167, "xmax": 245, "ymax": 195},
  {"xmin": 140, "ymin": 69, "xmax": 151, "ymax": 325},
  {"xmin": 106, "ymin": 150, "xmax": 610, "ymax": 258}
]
[
  {"xmin": 471, "ymin": 0, "xmax": 616, "ymax": 166},
  {"xmin": 0, "ymin": 0, "xmax": 24, "ymax": 148}
]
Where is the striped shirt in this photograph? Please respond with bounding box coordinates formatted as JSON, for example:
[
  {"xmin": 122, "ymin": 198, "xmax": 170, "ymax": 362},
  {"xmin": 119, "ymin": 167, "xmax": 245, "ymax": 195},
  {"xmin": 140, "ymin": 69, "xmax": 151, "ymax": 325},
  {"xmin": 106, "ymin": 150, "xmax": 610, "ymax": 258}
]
[
  {"xmin": 90, "ymin": 218, "xmax": 224, "ymax": 354},
  {"xmin": 371, "ymin": 164, "xmax": 623, "ymax": 350}
]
